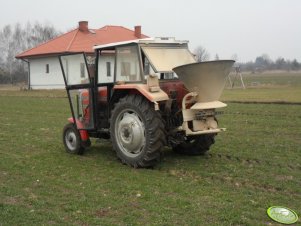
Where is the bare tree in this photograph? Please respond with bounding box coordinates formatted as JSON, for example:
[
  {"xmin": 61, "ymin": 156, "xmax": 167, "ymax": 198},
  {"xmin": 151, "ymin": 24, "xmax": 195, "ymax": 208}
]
[
  {"xmin": 0, "ymin": 25, "xmax": 12, "ymax": 67},
  {"xmin": 231, "ymin": 54, "xmax": 238, "ymax": 61},
  {"xmin": 194, "ymin": 46, "xmax": 210, "ymax": 62},
  {"xmin": 0, "ymin": 22, "xmax": 61, "ymax": 84},
  {"xmin": 29, "ymin": 22, "xmax": 60, "ymax": 47}
]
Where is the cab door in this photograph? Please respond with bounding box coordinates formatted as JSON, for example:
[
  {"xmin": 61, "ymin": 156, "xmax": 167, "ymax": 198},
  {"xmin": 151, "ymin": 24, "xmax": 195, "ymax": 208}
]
[{"xmin": 59, "ymin": 53, "xmax": 95, "ymax": 130}]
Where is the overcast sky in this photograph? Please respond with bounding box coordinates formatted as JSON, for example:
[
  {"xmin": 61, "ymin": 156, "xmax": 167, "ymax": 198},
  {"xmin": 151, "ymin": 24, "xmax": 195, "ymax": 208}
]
[{"xmin": 1, "ymin": 0, "xmax": 300, "ymax": 62}]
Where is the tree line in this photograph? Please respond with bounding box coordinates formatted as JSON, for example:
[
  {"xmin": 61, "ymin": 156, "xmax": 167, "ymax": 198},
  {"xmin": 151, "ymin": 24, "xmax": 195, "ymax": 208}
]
[
  {"xmin": 0, "ymin": 22, "xmax": 61, "ymax": 84},
  {"xmin": 194, "ymin": 46, "xmax": 301, "ymax": 73},
  {"xmin": 239, "ymin": 54, "xmax": 300, "ymax": 73}
]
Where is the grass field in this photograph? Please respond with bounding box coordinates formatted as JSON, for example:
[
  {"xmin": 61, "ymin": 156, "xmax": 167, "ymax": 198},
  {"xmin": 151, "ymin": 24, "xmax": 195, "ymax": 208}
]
[
  {"xmin": 0, "ymin": 72, "xmax": 301, "ymax": 225},
  {"xmin": 223, "ymin": 72, "xmax": 301, "ymax": 103}
]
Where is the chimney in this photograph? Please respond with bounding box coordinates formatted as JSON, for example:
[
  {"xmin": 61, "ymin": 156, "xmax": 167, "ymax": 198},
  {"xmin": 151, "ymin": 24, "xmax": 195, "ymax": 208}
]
[
  {"xmin": 79, "ymin": 21, "xmax": 89, "ymax": 32},
  {"xmin": 134, "ymin": 25, "xmax": 142, "ymax": 38}
]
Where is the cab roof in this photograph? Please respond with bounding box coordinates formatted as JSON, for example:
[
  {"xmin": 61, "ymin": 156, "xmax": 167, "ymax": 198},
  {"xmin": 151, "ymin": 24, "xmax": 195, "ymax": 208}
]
[{"xmin": 93, "ymin": 37, "xmax": 189, "ymax": 50}]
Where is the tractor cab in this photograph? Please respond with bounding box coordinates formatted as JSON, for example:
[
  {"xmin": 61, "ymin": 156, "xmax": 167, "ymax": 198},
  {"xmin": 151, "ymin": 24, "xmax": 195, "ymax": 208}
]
[
  {"xmin": 95, "ymin": 37, "xmax": 196, "ymax": 82},
  {"xmin": 59, "ymin": 37, "xmax": 234, "ymax": 167}
]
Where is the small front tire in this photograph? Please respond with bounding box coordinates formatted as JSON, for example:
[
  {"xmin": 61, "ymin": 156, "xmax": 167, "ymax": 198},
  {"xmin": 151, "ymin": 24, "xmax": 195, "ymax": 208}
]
[{"xmin": 62, "ymin": 123, "xmax": 85, "ymax": 155}]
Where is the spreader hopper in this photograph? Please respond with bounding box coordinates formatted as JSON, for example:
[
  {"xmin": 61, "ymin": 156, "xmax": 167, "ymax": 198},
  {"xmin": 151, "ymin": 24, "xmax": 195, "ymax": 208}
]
[{"xmin": 173, "ymin": 60, "xmax": 234, "ymax": 108}]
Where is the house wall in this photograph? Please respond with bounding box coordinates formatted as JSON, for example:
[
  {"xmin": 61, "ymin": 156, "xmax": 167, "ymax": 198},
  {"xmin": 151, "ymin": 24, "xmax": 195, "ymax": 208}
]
[
  {"xmin": 29, "ymin": 57, "xmax": 65, "ymax": 89},
  {"xmin": 60, "ymin": 54, "xmax": 90, "ymax": 85},
  {"xmin": 29, "ymin": 55, "xmax": 115, "ymax": 89},
  {"xmin": 98, "ymin": 55, "xmax": 115, "ymax": 83}
]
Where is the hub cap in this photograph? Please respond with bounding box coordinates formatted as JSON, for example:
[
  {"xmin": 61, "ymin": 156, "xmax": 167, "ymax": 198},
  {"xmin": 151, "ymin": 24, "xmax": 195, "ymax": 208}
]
[
  {"xmin": 65, "ymin": 130, "xmax": 77, "ymax": 151},
  {"xmin": 115, "ymin": 110, "xmax": 145, "ymax": 157}
]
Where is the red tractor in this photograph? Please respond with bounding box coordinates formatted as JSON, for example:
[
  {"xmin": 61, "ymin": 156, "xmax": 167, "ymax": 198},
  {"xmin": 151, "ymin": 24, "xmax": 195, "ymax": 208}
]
[{"xmin": 59, "ymin": 37, "xmax": 234, "ymax": 168}]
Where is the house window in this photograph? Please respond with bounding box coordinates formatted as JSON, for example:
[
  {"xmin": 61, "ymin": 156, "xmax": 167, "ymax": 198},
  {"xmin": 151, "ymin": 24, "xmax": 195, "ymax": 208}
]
[
  {"xmin": 80, "ymin": 63, "xmax": 85, "ymax": 78},
  {"xmin": 106, "ymin": 62, "xmax": 111, "ymax": 77},
  {"xmin": 46, "ymin": 64, "xmax": 49, "ymax": 73}
]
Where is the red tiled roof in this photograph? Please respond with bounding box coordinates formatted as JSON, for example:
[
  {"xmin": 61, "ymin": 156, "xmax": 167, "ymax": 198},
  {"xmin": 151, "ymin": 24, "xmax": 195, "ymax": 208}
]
[{"xmin": 16, "ymin": 25, "xmax": 149, "ymax": 59}]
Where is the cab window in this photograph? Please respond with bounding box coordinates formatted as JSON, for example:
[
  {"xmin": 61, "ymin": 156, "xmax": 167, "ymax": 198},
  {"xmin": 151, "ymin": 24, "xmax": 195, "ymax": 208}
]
[{"xmin": 115, "ymin": 45, "xmax": 142, "ymax": 82}]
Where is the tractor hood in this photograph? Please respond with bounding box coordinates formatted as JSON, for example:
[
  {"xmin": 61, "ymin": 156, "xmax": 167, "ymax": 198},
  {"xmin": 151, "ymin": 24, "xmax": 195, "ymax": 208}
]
[{"xmin": 173, "ymin": 60, "xmax": 235, "ymax": 102}]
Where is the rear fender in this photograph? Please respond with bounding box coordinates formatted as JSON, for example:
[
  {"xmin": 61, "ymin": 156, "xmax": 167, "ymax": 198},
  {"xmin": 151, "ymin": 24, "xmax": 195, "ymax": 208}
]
[
  {"xmin": 113, "ymin": 84, "xmax": 169, "ymax": 110},
  {"xmin": 67, "ymin": 117, "xmax": 89, "ymax": 141}
]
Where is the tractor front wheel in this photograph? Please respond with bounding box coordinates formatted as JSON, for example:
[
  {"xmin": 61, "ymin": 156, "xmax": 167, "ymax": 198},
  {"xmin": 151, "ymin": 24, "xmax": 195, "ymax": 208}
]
[
  {"xmin": 110, "ymin": 95, "xmax": 165, "ymax": 168},
  {"xmin": 62, "ymin": 123, "xmax": 85, "ymax": 155},
  {"xmin": 173, "ymin": 134, "xmax": 215, "ymax": 155}
]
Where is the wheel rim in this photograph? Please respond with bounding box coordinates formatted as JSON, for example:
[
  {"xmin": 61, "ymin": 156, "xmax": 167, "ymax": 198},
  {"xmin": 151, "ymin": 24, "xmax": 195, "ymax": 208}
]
[
  {"xmin": 65, "ymin": 129, "xmax": 77, "ymax": 151},
  {"xmin": 115, "ymin": 109, "xmax": 146, "ymax": 158}
]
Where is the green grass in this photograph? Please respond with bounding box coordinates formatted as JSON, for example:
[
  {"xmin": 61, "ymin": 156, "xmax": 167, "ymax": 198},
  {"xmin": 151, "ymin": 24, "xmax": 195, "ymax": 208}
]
[
  {"xmin": 231, "ymin": 72, "xmax": 301, "ymax": 87},
  {"xmin": 222, "ymin": 72, "xmax": 301, "ymax": 103},
  {"xmin": 1, "ymin": 73, "xmax": 301, "ymax": 225},
  {"xmin": 222, "ymin": 86, "xmax": 301, "ymax": 103}
]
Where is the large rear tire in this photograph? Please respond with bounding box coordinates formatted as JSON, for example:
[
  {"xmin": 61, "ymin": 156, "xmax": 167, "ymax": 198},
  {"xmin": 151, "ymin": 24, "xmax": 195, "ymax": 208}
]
[
  {"xmin": 173, "ymin": 134, "xmax": 215, "ymax": 155},
  {"xmin": 110, "ymin": 95, "xmax": 165, "ymax": 168},
  {"xmin": 63, "ymin": 123, "xmax": 85, "ymax": 155}
]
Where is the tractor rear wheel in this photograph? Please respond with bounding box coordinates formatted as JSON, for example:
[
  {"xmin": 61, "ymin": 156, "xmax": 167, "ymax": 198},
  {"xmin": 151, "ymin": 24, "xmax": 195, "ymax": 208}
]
[
  {"xmin": 63, "ymin": 123, "xmax": 85, "ymax": 155},
  {"xmin": 173, "ymin": 134, "xmax": 215, "ymax": 155},
  {"xmin": 110, "ymin": 95, "xmax": 165, "ymax": 168}
]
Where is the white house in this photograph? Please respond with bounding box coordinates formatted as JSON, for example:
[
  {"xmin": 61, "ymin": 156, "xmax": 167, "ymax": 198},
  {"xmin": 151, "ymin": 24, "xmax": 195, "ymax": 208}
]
[{"xmin": 16, "ymin": 21, "xmax": 148, "ymax": 89}]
